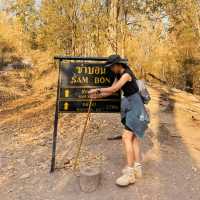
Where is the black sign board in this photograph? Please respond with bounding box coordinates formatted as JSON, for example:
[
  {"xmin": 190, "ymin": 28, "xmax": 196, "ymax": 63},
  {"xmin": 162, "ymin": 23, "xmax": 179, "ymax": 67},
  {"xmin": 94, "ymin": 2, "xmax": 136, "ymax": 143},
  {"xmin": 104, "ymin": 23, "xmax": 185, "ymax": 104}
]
[{"xmin": 59, "ymin": 62, "xmax": 121, "ymax": 112}]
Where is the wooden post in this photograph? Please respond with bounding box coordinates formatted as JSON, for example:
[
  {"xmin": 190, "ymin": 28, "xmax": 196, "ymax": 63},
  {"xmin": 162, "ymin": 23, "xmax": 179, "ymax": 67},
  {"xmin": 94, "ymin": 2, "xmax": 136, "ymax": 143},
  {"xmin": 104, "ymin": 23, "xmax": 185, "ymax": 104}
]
[{"xmin": 79, "ymin": 167, "xmax": 101, "ymax": 193}]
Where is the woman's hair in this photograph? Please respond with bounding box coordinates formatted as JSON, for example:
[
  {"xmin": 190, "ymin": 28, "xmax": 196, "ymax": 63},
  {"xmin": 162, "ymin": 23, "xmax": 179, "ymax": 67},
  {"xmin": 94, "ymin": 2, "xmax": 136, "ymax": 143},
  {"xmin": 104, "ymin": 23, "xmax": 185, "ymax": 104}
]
[{"xmin": 121, "ymin": 63, "xmax": 129, "ymax": 69}]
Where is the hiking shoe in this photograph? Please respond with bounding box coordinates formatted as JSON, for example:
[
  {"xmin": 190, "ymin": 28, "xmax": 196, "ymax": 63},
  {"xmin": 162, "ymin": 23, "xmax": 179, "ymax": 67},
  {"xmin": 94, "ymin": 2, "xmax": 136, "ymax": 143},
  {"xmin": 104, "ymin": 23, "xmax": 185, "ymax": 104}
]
[
  {"xmin": 122, "ymin": 164, "xmax": 143, "ymax": 179},
  {"xmin": 116, "ymin": 167, "xmax": 136, "ymax": 186}
]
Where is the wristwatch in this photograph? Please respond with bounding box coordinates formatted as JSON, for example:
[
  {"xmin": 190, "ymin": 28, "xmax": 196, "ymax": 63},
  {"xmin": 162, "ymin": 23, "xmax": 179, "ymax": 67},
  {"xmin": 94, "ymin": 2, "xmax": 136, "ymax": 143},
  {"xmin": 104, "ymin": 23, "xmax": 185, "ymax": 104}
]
[{"xmin": 97, "ymin": 89, "xmax": 101, "ymax": 94}]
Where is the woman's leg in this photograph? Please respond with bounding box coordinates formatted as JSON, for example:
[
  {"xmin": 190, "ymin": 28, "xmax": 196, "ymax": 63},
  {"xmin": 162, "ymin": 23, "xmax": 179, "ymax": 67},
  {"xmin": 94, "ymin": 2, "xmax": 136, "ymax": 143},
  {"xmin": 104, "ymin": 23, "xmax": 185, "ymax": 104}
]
[
  {"xmin": 116, "ymin": 129, "xmax": 136, "ymax": 186},
  {"xmin": 122, "ymin": 129, "xmax": 135, "ymax": 167},
  {"xmin": 132, "ymin": 136, "xmax": 143, "ymax": 178},
  {"xmin": 132, "ymin": 136, "xmax": 141, "ymax": 163}
]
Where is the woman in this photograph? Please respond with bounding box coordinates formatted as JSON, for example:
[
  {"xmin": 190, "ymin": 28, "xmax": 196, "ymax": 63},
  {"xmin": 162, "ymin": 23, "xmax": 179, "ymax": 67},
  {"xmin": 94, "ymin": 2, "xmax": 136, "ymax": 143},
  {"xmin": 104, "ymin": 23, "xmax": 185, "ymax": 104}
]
[{"xmin": 89, "ymin": 55, "xmax": 149, "ymax": 187}]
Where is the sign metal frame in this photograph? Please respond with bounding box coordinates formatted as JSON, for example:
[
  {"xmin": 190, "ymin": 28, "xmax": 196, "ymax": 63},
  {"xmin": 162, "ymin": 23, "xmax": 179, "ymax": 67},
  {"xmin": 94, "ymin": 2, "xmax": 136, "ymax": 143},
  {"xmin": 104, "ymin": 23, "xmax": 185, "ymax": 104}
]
[{"xmin": 50, "ymin": 56, "xmax": 127, "ymax": 173}]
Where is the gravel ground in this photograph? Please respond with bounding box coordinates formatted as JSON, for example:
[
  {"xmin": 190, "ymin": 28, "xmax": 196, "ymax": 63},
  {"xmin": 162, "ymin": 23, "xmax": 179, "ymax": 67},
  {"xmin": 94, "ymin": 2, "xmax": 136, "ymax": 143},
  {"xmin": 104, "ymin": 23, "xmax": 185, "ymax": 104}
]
[{"xmin": 0, "ymin": 86, "xmax": 200, "ymax": 200}]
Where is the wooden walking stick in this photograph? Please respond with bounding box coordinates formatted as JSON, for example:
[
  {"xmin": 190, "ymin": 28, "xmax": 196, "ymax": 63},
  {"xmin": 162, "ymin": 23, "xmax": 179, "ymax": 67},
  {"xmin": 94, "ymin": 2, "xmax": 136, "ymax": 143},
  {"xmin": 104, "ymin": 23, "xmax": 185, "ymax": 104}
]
[
  {"xmin": 73, "ymin": 99, "xmax": 101, "ymax": 193},
  {"xmin": 73, "ymin": 99, "xmax": 92, "ymax": 170}
]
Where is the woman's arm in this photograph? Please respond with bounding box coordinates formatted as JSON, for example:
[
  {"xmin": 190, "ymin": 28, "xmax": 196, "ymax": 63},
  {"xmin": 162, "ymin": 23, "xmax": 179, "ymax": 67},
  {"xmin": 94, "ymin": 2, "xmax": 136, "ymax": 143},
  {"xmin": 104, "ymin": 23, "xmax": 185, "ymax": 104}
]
[
  {"xmin": 100, "ymin": 73, "xmax": 130, "ymax": 93},
  {"xmin": 89, "ymin": 78, "xmax": 117, "ymax": 98},
  {"xmin": 89, "ymin": 73, "xmax": 131, "ymax": 96},
  {"xmin": 89, "ymin": 91, "xmax": 113, "ymax": 99}
]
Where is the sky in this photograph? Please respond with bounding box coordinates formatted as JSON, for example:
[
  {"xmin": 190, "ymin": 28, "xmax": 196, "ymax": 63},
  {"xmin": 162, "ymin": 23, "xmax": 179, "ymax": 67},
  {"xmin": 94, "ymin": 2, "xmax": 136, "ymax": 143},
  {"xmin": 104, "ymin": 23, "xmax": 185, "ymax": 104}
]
[
  {"xmin": 0, "ymin": 0, "xmax": 41, "ymax": 10},
  {"xmin": 0, "ymin": 1, "xmax": 3, "ymax": 10},
  {"xmin": 35, "ymin": 0, "xmax": 41, "ymax": 7}
]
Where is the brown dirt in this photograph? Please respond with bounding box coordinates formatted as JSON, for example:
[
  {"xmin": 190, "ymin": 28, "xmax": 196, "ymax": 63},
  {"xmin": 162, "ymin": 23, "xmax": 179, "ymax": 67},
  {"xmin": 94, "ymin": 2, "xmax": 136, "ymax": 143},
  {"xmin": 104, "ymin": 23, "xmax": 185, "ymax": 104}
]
[{"xmin": 0, "ymin": 85, "xmax": 200, "ymax": 200}]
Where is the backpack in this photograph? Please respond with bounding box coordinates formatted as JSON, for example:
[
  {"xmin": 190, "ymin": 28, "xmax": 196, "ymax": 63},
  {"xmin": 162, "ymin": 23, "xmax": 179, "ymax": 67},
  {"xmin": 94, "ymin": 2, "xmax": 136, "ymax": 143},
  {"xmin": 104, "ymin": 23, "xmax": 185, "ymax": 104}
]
[{"xmin": 136, "ymin": 80, "xmax": 151, "ymax": 104}]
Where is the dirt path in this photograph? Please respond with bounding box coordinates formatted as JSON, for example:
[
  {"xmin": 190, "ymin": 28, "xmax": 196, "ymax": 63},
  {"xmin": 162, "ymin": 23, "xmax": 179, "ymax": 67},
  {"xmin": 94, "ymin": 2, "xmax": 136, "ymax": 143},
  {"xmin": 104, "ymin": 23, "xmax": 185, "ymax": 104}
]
[{"xmin": 0, "ymin": 85, "xmax": 200, "ymax": 200}]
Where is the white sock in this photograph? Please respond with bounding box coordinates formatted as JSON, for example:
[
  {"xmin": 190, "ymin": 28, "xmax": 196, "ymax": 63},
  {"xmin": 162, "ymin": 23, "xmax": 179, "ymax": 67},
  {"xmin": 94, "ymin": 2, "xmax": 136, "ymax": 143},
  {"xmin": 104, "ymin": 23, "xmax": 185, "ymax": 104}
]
[
  {"xmin": 134, "ymin": 162, "xmax": 142, "ymax": 168},
  {"xmin": 127, "ymin": 166, "xmax": 134, "ymax": 170}
]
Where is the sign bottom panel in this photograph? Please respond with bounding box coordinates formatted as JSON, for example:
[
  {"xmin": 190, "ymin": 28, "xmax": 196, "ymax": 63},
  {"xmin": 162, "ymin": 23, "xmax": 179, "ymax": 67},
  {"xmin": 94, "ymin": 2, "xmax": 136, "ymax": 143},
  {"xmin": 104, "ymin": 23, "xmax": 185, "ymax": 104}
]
[{"xmin": 59, "ymin": 100, "xmax": 121, "ymax": 113}]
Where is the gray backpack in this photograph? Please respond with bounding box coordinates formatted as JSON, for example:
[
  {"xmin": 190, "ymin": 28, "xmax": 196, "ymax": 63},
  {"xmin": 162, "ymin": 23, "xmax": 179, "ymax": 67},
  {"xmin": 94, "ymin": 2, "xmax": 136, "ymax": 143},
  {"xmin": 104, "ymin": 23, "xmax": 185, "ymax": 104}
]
[{"xmin": 136, "ymin": 80, "xmax": 151, "ymax": 104}]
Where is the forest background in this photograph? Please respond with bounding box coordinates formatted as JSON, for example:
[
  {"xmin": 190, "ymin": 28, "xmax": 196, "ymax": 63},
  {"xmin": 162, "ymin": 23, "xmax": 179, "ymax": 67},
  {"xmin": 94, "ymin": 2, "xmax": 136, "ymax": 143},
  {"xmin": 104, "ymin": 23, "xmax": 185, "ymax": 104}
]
[{"xmin": 0, "ymin": 0, "xmax": 200, "ymax": 95}]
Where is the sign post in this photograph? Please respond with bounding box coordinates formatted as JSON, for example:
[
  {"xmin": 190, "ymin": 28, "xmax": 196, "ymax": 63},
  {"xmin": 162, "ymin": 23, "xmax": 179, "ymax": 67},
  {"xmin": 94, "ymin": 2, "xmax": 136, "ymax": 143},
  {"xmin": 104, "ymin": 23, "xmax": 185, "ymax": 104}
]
[
  {"xmin": 50, "ymin": 56, "xmax": 127, "ymax": 173},
  {"xmin": 50, "ymin": 59, "xmax": 61, "ymax": 173}
]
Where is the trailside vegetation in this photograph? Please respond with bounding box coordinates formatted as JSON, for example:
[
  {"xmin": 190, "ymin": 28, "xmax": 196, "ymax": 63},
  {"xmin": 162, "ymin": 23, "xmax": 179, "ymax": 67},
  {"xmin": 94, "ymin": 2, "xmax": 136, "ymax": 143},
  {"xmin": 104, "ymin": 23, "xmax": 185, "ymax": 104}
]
[{"xmin": 0, "ymin": 0, "xmax": 200, "ymax": 94}]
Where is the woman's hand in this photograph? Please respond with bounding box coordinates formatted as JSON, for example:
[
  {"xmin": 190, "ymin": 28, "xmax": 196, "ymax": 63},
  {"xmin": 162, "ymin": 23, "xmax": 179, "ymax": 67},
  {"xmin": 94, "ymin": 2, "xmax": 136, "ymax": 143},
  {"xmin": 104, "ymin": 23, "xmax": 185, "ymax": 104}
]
[
  {"xmin": 88, "ymin": 89, "xmax": 99, "ymax": 99},
  {"xmin": 88, "ymin": 88, "xmax": 114, "ymax": 99},
  {"xmin": 88, "ymin": 89, "xmax": 98, "ymax": 95}
]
